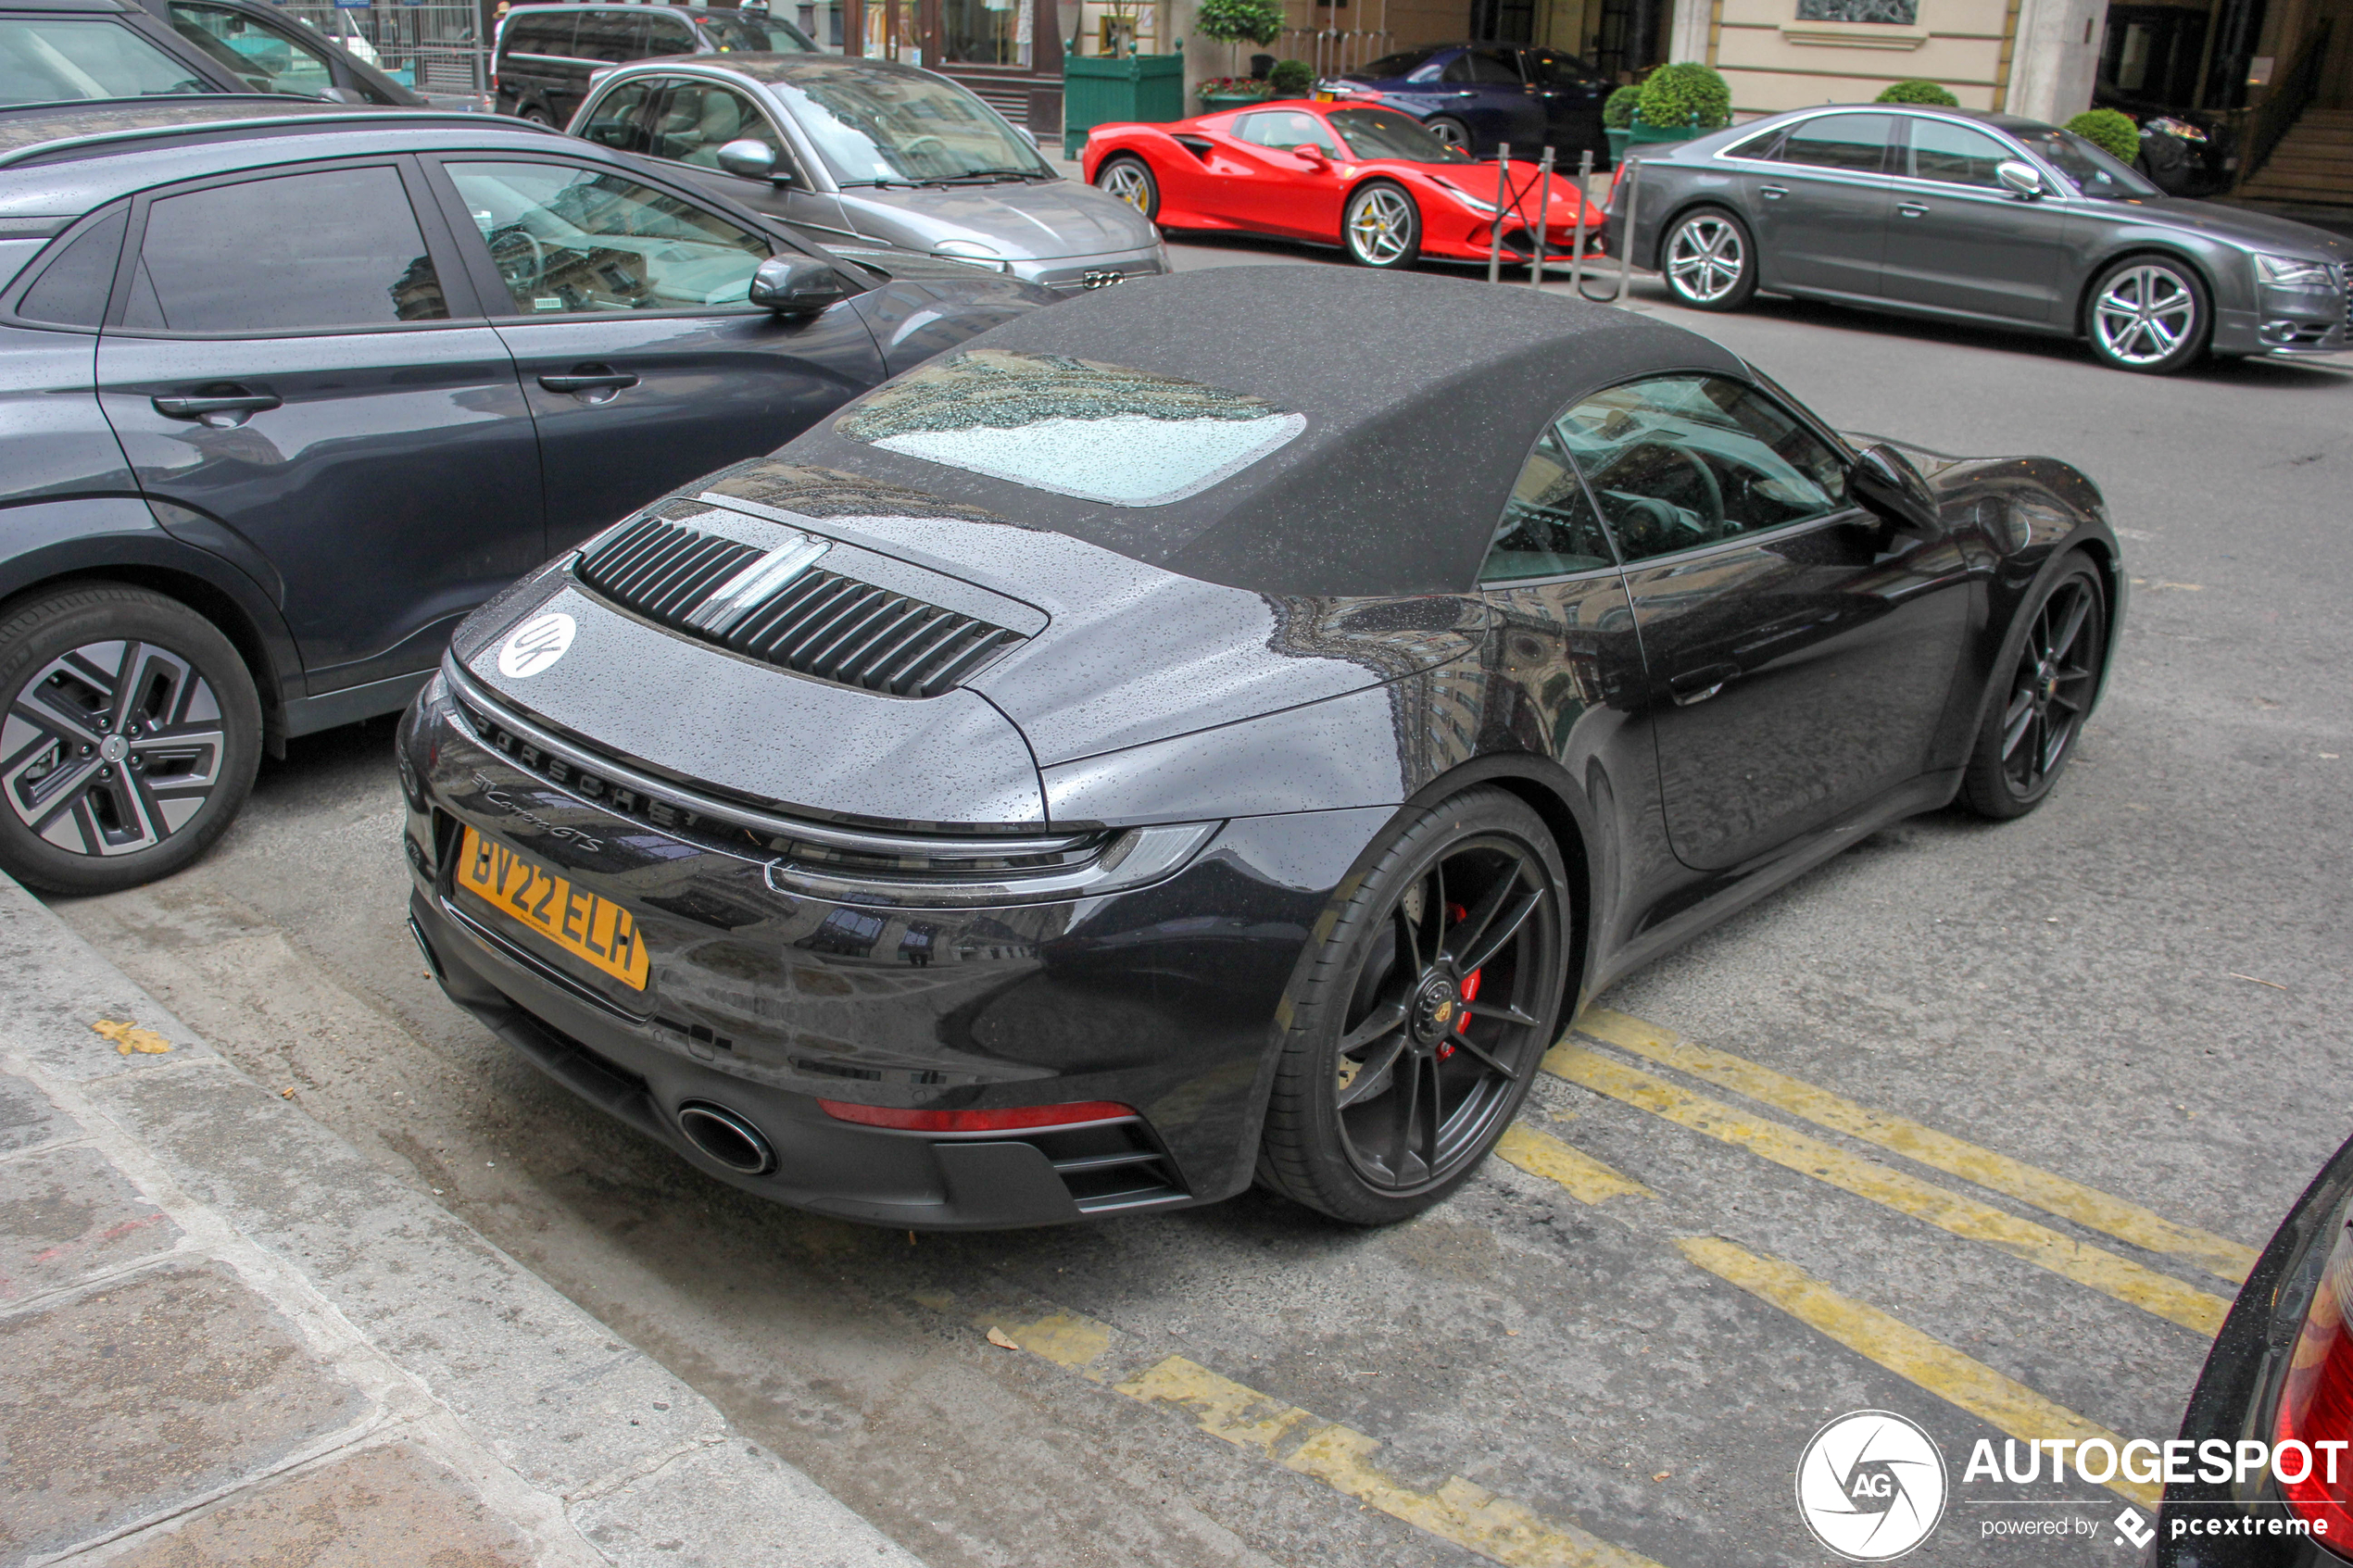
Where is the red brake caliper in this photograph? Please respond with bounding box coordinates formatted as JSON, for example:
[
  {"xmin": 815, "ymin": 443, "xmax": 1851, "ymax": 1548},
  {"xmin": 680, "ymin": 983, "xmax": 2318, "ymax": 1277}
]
[{"xmin": 1443, "ymin": 903, "xmax": 1482, "ymax": 1059}]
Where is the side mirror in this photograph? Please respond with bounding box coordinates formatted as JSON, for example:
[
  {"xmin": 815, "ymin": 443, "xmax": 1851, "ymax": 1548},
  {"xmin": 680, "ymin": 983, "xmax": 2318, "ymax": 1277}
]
[
  {"xmin": 1017, "ymin": 126, "xmax": 1040, "ymax": 149},
  {"xmin": 1995, "ymin": 159, "xmax": 2044, "ymax": 199},
  {"xmin": 716, "ymin": 138, "xmax": 788, "ymax": 183},
  {"xmin": 749, "ymin": 255, "xmax": 849, "ymax": 316},
  {"xmin": 1850, "ymin": 443, "xmax": 1941, "ymax": 540},
  {"xmin": 314, "ymin": 84, "xmax": 363, "ymax": 104},
  {"xmin": 1293, "ymin": 143, "xmax": 1327, "ymax": 164}
]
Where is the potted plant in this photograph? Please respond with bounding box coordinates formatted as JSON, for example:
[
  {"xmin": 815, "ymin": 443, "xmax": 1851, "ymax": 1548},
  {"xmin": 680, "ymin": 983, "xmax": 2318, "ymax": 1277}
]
[
  {"xmin": 2066, "ymin": 108, "xmax": 2143, "ymax": 163},
  {"xmin": 1629, "ymin": 62, "xmax": 1731, "ymax": 145},
  {"xmin": 1876, "ymin": 79, "xmax": 1959, "ymax": 106},
  {"xmin": 1604, "ymin": 84, "xmax": 1640, "ymax": 163},
  {"xmin": 1195, "ymin": 75, "xmax": 1275, "ymax": 110},
  {"xmin": 1195, "ymin": 0, "xmax": 1285, "ymax": 109},
  {"xmin": 1063, "ymin": 33, "xmax": 1188, "ymax": 157},
  {"xmin": 1268, "ymin": 57, "xmax": 1311, "ymax": 99}
]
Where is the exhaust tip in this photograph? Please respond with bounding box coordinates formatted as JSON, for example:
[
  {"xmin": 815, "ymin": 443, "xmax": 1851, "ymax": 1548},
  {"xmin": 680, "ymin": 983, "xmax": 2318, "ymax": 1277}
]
[{"xmin": 676, "ymin": 1101, "xmax": 777, "ymax": 1175}]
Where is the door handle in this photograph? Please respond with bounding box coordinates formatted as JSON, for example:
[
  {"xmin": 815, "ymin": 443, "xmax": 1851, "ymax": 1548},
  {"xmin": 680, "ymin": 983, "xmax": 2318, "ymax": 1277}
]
[
  {"xmin": 1669, "ymin": 663, "xmax": 1739, "ymax": 706},
  {"xmin": 1895, "ymin": 201, "xmax": 1928, "ymax": 217},
  {"xmin": 152, "ymin": 391, "xmax": 282, "ymax": 426},
  {"xmin": 538, "ymin": 367, "xmax": 640, "ymax": 395},
  {"xmin": 1758, "ymin": 183, "xmax": 1788, "ymax": 199},
  {"xmin": 1448, "ymin": 90, "xmax": 1476, "ymax": 98}
]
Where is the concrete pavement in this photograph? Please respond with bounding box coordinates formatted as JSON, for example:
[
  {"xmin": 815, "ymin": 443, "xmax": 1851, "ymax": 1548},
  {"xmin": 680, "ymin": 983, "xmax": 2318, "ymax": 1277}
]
[{"xmin": 0, "ymin": 874, "xmax": 921, "ymax": 1568}]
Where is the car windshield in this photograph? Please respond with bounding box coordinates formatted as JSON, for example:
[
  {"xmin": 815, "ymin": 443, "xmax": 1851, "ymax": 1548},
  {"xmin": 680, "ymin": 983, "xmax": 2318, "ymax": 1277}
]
[
  {"xmin": 2010, "ymin": 126, "xmax": 2159, "ymax": 198},
  {"xmin": 0, "ymin": 17, "xmax": 212, "ymax": 103},
  {"xmin": 1349, "ymin": 48, "xmax": 1439, "ymax": 80},
  {"xmin": 1328, "ymin": 107, "xmax": 1469, "ymax": 162},
  {"xmin": 695, "ymin": 12, "xmax": 815, "ymax": 53},
  {"xmin": 771, "ymin": 62, "xmax": 1050, "ymax": 183}
]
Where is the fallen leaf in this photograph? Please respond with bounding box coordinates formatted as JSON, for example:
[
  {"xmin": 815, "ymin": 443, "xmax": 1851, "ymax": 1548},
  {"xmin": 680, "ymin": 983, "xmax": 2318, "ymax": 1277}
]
[
  {"xmin": 986, "ymin": 1326, "xmax": 1019, "ymax": 1350},
  {"xmin": 93, "ymin": 1019, "xmax": 170, "ymax": 1055},
  {"xmin": 2229, "ymin": 972, "xmax": 2290, "ymax": 992},
  {"xmin": 281, "ymin": 1087, "xmax": 296, "ymax": 1099},
  {"xmin": 1654, "ymin": 1471, "xmax": 1672, "ymax": 1482}
]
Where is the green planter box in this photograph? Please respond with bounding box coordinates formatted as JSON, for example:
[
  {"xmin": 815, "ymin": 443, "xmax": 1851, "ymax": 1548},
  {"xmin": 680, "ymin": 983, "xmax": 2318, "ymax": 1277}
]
[
  {"xmin": 1628, "ymin": 119, "xmax": 1705, "ymax": 145},
  {"xmin": 1062, "ymin": 46, "xmax": 1187, "ymax": 158},
  {"xmin": 1605, "ymin": 126, "xmax": 1631, "ymax": 163}
]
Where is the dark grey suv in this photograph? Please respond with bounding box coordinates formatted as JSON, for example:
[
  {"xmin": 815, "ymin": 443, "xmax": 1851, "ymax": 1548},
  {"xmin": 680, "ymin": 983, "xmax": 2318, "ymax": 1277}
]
[{"xmin": 0, "ymin": 98, "xmax": 1048, "ymax": 894}]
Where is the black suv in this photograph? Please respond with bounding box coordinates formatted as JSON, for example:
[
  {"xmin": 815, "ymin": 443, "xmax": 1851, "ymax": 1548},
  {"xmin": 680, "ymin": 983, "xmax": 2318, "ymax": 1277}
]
[
  {"xmin": 2, "ymin": 0, "xmax": 421, "ymax": 108},
  {"xmin": 0, "ymin": 98, "xmax": 1047, "ymax": 894},
  {"xmin": 494, "ymin": 4, "xmax": 815, "ymax": 127}
]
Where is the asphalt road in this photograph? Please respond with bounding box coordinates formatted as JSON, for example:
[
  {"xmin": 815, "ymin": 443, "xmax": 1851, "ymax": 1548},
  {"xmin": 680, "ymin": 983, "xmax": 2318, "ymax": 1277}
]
[{"xmin": 51, "ymin": 237, "xmax": 2353, "ymax": 1568}]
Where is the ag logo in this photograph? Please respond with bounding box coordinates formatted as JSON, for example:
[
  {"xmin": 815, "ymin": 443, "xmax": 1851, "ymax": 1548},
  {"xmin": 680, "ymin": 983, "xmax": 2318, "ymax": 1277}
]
[
  {"xmin": 497, "ymin": 612, "xmax": 574, "ymax": 679},
  {"xmin": 1795, "ymin": 1410, "xmax": 1947, "ymax": 1561}
]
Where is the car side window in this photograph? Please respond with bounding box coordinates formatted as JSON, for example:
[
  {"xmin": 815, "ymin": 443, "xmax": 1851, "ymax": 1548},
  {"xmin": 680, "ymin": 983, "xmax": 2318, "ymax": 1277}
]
[
  {"xmin": 120, "ymin": 166, "xmax": 447, "ymax": 333},
  {"xmin": 1555, "ymin": 376, "xmax": 1849, "ymax": 566},
  {"xmin": 167, "ymin": 2, "xmax": 334, "ymax": 97},
  {"xmin": 571, "ymin": 10, "xmax": 637, "ymax": 63},
  {"xmin": 1442, "ymin": 48, "xmax": 1521, "ymax": 83},
  {"xmin": 1523, "ymin": 49, "xmax": 1595, "ymax": 86},
  {"xmin": 577, "ymin": 77, "xmax": 658, "ymax": 151},
  {"xmin": 1482, "ymin": 425, "xmax": 1617, "ymax": 582},
  {"xmin": 1776, "ymin": 113, "xmax": 1894, "ymax": 173},
  {"xmin": 1234, "ymin": 109, "xmax": 1340, "ymax": 155},
  {"xmin": 652, "ymin": 81, "xmax": 785, "ymax": 168},
  {"xmin": 642, "ymin": 12, "xmax": 697, "ymax": 57},
  {"xmin": 16, "ymin": 207, "xmax": 128, "ymax": 328},
  {"xmin": 1905, "ymin": 119, "xmax": 2013, "ymax": 188},
  {"xmin": 0, "ymin": 16, "xmax": 213, "ymax": 101},
  {"xmin": 447, "ymin": 160, "xmax": 772, "ymax": 315},
  {"xmin": 503, "ymin": 14, "xmax": 574, "ymax": 56}
]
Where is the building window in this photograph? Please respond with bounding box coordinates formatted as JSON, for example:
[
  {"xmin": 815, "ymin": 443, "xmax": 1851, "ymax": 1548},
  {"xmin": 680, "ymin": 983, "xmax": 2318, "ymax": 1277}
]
[{"xmin": 1793, "ymin": 0, "xmax": 1920, "ymax": 22}]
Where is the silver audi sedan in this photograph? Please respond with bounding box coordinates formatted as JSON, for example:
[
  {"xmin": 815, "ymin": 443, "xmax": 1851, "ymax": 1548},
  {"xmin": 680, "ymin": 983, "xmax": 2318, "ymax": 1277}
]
[
  {"xmin": 1604, "ymin": 104, "xmax": 2351, "ymax": 373},
  {"xmin": 568, "ymin": 54, "xmax": 1168, "ymax": 295}
]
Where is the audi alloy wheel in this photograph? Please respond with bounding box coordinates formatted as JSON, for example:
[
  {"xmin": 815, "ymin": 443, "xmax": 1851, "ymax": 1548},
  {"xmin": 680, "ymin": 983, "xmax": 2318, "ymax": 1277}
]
[
  {"xmin": 1662, "ymin": 207, "xmax": 1756, "ymax": 311},
  {"xmin": 2087, "ymin": 257, "xmax": 2208, "ymax": 373},
  {"xmin": 0, "ymin": 585, "xmax": 260, "ymax": 895}
]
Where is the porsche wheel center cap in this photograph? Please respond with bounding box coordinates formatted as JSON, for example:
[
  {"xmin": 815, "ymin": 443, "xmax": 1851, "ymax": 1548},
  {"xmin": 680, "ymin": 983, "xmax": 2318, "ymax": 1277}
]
[{"xmin": 1412, "ymin": 975, "xmax": 1460, "ymax": 1043}]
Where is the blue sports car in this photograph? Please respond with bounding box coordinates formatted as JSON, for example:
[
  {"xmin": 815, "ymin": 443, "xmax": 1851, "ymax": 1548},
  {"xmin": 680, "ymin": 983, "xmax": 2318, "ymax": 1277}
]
[{"xmin": 1315, "ymin": 43, "xmax": 1611, "ymax": 164}]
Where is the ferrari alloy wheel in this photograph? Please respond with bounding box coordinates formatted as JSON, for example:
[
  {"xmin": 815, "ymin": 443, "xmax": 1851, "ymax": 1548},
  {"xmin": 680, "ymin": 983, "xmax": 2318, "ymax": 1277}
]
[
  {"xmin": 1961, "ymin": 557, "xmax": 2106, "ymax": 820},
  {"xmin": 1661, "ymin": 207, "xmax": 1756, "ymax": 311},
  {"xmin": 1094, "ymin": 155, "xmax": 1159, "ymax": 221},
  {"xmin": 1258, "ymin": 787, "xmax": 1566, "ymax": 1224},
  {"xmin": 1343, "ymin": 182, "xmax": 1421, "ymax": 270},
  {"xmin": 0, "ymin": 585, "xmax": 259, "ymax": 895},
  {"xmin": 1425, "ymin": 115, "xmax": 1470, "ymax": 152},
  {"xmin": 2086, "ymin": 257, "xmax": 2208, "ymax": 373}
]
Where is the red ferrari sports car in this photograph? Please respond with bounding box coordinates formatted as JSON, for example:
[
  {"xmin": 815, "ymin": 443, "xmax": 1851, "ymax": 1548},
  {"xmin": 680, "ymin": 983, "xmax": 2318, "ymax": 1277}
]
[{"xmin": 1080, "ymin": 102, "xmax": 1604, "ymax": 271}]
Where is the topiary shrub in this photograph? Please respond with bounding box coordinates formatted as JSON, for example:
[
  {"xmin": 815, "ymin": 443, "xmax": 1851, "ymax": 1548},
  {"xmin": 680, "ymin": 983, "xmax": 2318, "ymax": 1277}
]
[
  {"xmin": 1876, "ymin": 79, "xmax": 1958, "ymax": 106},
  {"xmin": 2066, "ymin": 107, "xmax": 2142, "ymax": 163},
  {"xmin": 1268, "ymin": 56, "xmax": 1312, "ymax": 96},
  {"xmin": 1634, "ymin": 62, "xmax": 1732, "ymax": 131},
  {"xmin": 1604, "ymin": 85, "xmax": 1641, "ymax": 129},
  {"xmin": 1197, "ymin": 0, "xmax": 1285, "ymax": 73}
]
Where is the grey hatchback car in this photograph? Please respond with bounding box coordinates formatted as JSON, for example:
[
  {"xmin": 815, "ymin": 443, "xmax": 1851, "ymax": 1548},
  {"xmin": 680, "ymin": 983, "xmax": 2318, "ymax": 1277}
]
[
  {"xmin": 1605, "ymin": 105, "xmax": 2351, "ymax": 373},
  {"xmin": 570, "ymin": 55, "xmax": 1168, "ymax": 295}
]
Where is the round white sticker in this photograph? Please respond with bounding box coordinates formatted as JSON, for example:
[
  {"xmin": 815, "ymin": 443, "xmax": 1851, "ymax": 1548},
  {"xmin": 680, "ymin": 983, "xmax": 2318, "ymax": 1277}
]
[
  {"xmin": 497, "ymin": 612, "xmax": 575, "ymax": 679},
  {"xmin": 1795, "ymin": 1410, "xmax": 1947, "ymax": 1562}
]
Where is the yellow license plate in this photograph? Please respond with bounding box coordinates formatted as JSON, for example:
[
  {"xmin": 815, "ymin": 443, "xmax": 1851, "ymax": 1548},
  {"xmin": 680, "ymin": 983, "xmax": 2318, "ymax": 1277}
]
[{"xmin": 457, "ymin": 825, "xmax": 649, "ymax": 989}]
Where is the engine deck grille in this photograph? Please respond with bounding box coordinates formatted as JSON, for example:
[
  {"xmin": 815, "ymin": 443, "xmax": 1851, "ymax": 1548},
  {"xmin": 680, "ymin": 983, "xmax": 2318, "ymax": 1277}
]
[{"xmin": 573, "ymin": 514, "xmax": 1020, "ymax": 697}]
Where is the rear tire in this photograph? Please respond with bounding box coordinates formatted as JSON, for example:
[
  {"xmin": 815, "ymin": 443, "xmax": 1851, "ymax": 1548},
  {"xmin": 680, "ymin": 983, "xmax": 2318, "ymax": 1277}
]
[
  {"xmin": 1093, "ymin": 154, "xmax": 1160, "ymax": 221},
  {"xmin": 1959, "ymin": 555, "xmax": 2107, "ymax": 821},
  {"xmin": 1257, "ymin": 787, "xmax": 1567, "ymax": 1225},
  {"xmin": 520, "ymin": 106, "xmax": 554, "ymax": 127},
  {"xmin": 0, "ymin": 585, "xmax": 260, "ymax": 896},
  {"xmin": 1660, "ymin": 206, "xmax": 1757, "ymax": 312},
  {"xmin": 1342, "ymin": 181, "xmax": 1421, "ymax": 270},
  {"xmin": 1424, "ymin": 115, "xmax": 1471, "ymax": 153}
]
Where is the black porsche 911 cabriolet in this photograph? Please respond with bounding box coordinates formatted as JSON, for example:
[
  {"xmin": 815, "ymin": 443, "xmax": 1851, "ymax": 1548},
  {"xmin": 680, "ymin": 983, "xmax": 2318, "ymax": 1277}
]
[{"xmin": 397, "ymin": 266, "xmax": 2124, "ymax": 1230}]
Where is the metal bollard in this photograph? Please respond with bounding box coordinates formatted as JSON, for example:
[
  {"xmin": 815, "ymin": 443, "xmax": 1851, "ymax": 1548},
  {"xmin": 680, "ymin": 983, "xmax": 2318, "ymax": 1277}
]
[
  {"xmin": 1568, "ymin": 147, "xmax": 1593, "ymax": 295},
  {"xmin": 1614, "ymin": 153, "xmax": 1642, "ymax": 304},
  {"xmin": 1487, "ymin": 142, "xmax": 1511, "ymax": 285},
  {"xmin": 1529, "ymin": 146, "xmax": 1554, "ymax": 286}
]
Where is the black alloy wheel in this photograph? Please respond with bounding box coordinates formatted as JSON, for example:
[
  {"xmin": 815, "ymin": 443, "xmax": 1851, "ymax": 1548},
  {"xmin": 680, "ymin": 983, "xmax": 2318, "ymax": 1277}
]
[
  {"xmin": 1961, "ymin": 556, "xmax": 2106, "ymax": 820},
  {"xmin": 1424, "ymin": 115, "xmax": 1471, "ymax": 152},
  {"xmin": 1094, "ymin": 155, "xmax": 1161, "ymax": 221},
  {"xmin": 519, "ymin": 105, "xmax": 554, "ymax": 127},
  {"xmin": 1660, "ymin": 207, "xmax": 1756, "ymax": 311},
  {"xmin": 1259, "ymin": 787, "xmax": 1567, "ymax": 1223},
  {"xmin": 1343, "ymin": 181, "xmax": 1422, "ymax": 270},
  {"xmin": 0, "ymin": 585, "xmax": 260, "ymax": 895}
]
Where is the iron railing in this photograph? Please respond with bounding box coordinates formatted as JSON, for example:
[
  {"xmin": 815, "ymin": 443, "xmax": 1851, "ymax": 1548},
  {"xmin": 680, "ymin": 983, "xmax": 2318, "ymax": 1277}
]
[{"xmin": 276, "ymin": 0, "xmax": 490, "ymax": 102}]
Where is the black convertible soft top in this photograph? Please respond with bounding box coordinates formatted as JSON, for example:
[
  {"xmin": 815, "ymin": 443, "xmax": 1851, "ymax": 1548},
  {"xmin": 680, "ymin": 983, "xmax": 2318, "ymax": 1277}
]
[{"xmin": 775, "ymin": 266, "xmax": 1745, "ymax": 596}]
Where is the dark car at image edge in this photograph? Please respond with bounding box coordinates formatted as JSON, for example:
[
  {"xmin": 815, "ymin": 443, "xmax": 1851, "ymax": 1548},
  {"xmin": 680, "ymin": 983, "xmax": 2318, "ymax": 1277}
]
[
  {"xmin": 0, "ymin": 97, "xmax": 1049, "ymax": 897},
  {"xmin": 398, "ymin": 266, "xmax": 2127, "ymax": 1234}
]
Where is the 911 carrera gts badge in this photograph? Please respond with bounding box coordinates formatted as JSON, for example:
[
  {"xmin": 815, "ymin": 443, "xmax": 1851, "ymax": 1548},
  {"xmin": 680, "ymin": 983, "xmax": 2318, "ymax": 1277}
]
[
  {"xmin": 497, "ymin": 612, "xmax": 575, "ymax": 679},
  {"xmin": 836, "ymin": 348, "xmax": 1305, "ymax": 508}
]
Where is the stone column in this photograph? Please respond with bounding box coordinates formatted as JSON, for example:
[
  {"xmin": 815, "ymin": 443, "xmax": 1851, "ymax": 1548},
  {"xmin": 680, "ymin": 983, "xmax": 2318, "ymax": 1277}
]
[{"xmin": 2004, "ymin": 0, "xmax": 2104, "ymax": 121}]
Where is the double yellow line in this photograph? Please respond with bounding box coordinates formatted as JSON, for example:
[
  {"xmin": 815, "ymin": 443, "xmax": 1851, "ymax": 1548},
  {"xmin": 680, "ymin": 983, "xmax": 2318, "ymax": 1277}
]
[{"xmin": 1504, "ymin": 1008, "xmax": 2257, "ymax": 1508}]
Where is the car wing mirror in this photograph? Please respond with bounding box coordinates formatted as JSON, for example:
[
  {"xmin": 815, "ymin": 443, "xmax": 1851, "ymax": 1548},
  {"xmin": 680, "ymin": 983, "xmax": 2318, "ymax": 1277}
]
[
  {"xmin": 1293, "ymin": 143, "xmax": 1328, "ymax": 164},
  {"xmin": 717, "ymin": 138, "xmax": 789, "ymax": 183},
  {"xmin": 1850, "ymin": 443, "xmax": 1942, "ymax": 541},
  {"xmin": 1995, "ymin": 159, "xmax": 2045, "ymax": 199},
  {"xmin": 749, "ymin": 255, "xmax": 849, "ymax": 316}
]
